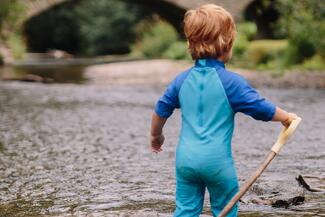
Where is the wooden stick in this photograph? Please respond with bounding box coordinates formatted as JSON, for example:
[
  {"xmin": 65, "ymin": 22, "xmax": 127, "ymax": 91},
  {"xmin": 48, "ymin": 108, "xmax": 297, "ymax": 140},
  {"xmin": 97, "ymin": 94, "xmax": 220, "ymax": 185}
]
[{"xmin": 218, "ymin": 117, "xmax": 301, "ymax": 217}]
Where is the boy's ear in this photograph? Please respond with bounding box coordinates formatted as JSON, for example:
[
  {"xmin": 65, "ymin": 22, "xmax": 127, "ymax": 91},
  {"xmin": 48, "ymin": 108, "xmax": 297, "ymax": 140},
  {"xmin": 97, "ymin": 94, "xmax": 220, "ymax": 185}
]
[
  {"xmin": 224, "ymin": 48, "xmax": 233, "ymax": 62},
  {"xmin": 219, "ymin": 48, "xmax": 232, "ymax": 63}
]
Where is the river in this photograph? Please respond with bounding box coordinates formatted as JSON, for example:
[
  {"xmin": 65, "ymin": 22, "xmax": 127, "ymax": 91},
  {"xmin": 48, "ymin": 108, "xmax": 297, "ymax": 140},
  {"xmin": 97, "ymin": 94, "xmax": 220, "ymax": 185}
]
[{"xmin": 0, "ymin": 62, "xmax": 324, "ymax": 216}]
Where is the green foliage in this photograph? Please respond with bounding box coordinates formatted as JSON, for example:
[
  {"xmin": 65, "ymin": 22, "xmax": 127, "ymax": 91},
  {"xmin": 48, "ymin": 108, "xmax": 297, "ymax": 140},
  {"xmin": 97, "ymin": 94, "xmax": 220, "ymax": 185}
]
[
  {"xmin": 75, "ymin": 0, "xmax": 149, "ymax": 56},
  {"xmin": 8, "ymin": 33, "xmax": 26, "ymax": 59},
  {"xmin": 24, "ymin": 2, "xmax": 80, "ymax": 54},
  {"xmin": 232, "ymin": 38, "xmax": 325, "ymax": 71},
  {"xmin": 133, "ymin": 19, "xmax": 180, "ymax": 58},
  {"xmin": 0, "ymin": 53, "xmax": 3, "ymax": 65},
  {"xmin": 24, "ymin": 0, "xmax": 151, "ymax": 56},
  {"xmin": 237, "ymin": 22, "xmax": 257, "ymax": 41},
  {"xmin": 233, "ymin": 34, "xmax": 249, "ymax": 57},
  {"xmin": 276, "ymin": 0, "xmax": 325, "ymax": 64},
  {"xmin": 0, "ymin": 0, "xmax": 26, "ymax": 61},
  {"xmin": 245, "ymin": 40, "xmax": 287, "ymax": 65},
  {"xmin": 302, "ymin": 54, "xmax": 325, "ymax": 70},
  {"xmin": 231, "ymin": 1, "xmax": 325, "ymax": 71},
  {"xmin": 244, "ymin": 0, "xmax": 279, "ymax": 38},
  {"xmin": 0, "ymin": 0, "xmax": 26, "ymax": 40},
  {"xmin": 162, "ymin": 41, "xmax": 191, "ymax": 60},
  {"xmin": 233, "ymin": 22, "xmax": 257, "ymax": 57},
  {"xmin": 232, "ymin": 40, "xmax": 288, "ymax": 70}
]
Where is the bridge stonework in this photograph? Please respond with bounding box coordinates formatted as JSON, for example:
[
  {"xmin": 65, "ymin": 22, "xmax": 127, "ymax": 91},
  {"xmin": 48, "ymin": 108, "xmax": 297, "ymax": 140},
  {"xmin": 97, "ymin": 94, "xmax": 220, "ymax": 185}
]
[
  {"xmin": 21, "ymin": 0, "xmax": 253, "ymax": 23},
  {"xmin": 164, "ymin": 0, "xmax": 253, "ymax": 20},
  {"xmin": 20, "ymin": 0, "xmax": 67, "ymax": 21},
  {"xmin": 0, "ymin": 0, "xmax": 253, "ymax": 64}
]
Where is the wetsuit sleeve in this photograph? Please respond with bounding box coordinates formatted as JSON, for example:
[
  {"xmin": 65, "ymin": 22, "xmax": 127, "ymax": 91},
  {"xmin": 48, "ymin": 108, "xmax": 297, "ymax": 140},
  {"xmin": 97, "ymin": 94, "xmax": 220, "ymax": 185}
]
[
  {"xmin": 154, "ymin": 69, "xmax": 191, "ymax": 118},
  {"xmin": 219, "ymin": 70, "xmax": 276, "ymax": 121}
]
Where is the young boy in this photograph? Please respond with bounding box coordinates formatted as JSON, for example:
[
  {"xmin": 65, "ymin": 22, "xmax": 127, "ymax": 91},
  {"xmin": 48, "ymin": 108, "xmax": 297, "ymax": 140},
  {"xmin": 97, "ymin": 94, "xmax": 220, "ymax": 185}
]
[{"xmin": 150, "ymin": 4, "xmax": 297, "ymax": 217}]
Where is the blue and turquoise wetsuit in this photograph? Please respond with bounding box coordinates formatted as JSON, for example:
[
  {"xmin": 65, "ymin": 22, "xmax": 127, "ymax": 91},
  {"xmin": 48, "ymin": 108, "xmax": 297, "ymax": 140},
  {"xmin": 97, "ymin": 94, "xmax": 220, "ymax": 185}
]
[{"xmin": 155, "ymin": 58, "xmax": 276, "ymax": 217}]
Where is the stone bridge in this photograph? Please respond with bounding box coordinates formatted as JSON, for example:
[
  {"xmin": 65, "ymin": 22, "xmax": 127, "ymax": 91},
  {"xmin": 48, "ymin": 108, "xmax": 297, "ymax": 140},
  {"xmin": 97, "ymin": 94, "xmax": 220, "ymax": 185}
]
[
  {"xmin": 0, "ymin": 0, "xmax": 254, "ymax": 64},
  {"xmin": 22, "ymin": 0, "xmax": 254, "ymax": 26}
]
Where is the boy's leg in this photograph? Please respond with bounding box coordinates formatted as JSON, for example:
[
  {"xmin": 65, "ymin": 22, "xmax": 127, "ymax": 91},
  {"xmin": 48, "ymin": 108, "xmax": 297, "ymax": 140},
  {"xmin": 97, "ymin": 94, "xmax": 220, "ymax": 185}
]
[
  {"xmin": 174, "ymin": 167, "xmax": 205, "ymax": 217},
  {"xmin": 205, "ymin": 166, "xmax": 239, "ymax": 217}
]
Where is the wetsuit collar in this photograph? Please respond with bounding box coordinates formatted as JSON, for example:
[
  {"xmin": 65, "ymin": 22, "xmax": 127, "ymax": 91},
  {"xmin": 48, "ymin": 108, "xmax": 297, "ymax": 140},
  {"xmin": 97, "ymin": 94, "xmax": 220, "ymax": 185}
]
[{"xmin": 195, "ymin": 58, "xmax": 225, "ymax": 69}]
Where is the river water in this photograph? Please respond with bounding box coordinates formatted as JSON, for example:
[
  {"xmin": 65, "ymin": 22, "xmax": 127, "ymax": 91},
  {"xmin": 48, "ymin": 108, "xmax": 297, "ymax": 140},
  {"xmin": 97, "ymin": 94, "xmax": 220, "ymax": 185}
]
[{"xmin": 0, "ymin": 65, "xmax": 324, "ymax": 216}]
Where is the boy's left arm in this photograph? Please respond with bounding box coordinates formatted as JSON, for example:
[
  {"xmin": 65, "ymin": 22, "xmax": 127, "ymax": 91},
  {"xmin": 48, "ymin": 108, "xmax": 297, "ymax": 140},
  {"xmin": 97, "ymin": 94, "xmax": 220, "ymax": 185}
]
[
  {"xmin": 150, "ymin": 113, "xmax": 166, "ymax": 153},
  {"xmin": 224, "ymin": 72, "xmax": 277, "ymax": 121},
  {"xmin": 225, "ymin": 73, "xmax": 297, "ymax": 124}
]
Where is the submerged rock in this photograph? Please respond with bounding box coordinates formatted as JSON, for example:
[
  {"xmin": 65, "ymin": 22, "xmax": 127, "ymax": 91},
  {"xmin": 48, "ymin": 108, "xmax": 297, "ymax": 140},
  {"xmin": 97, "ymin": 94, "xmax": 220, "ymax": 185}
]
[
  {"xmin": 272, "ymin": 196, "xmax": 305, "ymax": 208},
  {"xmin": 3, "ymin": 73, "xmax": 54, "ymax": 83}
]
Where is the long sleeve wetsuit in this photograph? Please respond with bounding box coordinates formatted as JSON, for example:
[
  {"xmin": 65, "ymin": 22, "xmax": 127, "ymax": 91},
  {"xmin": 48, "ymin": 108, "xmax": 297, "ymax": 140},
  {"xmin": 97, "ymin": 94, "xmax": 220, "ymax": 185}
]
[{"xmin": 155, "ymin": 58, "xmax": 276, "ymax": 217}]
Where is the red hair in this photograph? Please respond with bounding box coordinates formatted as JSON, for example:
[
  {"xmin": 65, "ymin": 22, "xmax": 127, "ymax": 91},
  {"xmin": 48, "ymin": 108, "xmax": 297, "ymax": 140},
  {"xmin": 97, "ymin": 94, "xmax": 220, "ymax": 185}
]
[{"xmin": 184, "ymin": 4, "xmax": 236, "ymax": 61}]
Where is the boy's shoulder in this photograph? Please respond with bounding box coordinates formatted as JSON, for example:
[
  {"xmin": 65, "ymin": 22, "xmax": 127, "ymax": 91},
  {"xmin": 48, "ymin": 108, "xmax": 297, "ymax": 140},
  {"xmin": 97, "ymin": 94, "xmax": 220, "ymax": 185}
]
[
  {"xmin": 217, "ymin": 67, "xmax": 247, "ymax": 83},
  {"xmin": 216, "ymin": 67, "xmax": 251, "ymax": 89}
]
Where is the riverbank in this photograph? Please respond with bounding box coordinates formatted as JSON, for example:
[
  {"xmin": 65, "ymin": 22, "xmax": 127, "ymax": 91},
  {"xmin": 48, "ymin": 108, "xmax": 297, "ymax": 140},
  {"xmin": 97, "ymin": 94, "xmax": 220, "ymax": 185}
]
[
  {"xmin": 84, "ymin": 59, "xmax": 325, "ymax": 88},
  {"xmin": 1, "ymin": 59, "xmax": 325, "ymax": 88}
]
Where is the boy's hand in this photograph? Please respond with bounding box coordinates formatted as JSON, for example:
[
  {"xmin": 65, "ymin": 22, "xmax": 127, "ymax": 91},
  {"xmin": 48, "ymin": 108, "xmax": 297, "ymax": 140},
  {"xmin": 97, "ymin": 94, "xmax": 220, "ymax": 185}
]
[
  {"xmin": 151, "ymin": 134, "xmax": 165, "ymax": 153},
  {"xmin": 281, "ymin": 113, "xmax": 298, "ymax": 128}
]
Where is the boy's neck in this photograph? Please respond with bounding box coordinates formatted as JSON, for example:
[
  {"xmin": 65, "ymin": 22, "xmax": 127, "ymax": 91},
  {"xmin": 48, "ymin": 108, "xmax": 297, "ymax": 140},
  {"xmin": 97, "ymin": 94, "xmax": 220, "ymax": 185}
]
[{"xmin": 195, "ymin": 58, "xmax": 225, "ymax": 68}]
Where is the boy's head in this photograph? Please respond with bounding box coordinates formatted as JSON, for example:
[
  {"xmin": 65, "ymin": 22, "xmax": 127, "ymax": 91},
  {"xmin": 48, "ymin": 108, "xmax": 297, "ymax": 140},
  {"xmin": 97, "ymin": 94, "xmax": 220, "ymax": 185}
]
[{"xmin": 184, "ymin": 4, "xmax": 236, "ymax": 62}]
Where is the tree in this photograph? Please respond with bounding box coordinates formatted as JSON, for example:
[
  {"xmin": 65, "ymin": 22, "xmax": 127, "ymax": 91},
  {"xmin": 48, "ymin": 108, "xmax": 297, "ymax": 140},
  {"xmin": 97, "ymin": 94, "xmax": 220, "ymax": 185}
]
[
  {"xmin": 74, "ymin": 0, "xmax": 151, "ymax": 55},
  {"xmin": 276, "ymin": 0, "xmax": 325, "ymax": 63},
  {"xmin": 0, "ymin": 0, "xmax": 25, "ymax": 41}
]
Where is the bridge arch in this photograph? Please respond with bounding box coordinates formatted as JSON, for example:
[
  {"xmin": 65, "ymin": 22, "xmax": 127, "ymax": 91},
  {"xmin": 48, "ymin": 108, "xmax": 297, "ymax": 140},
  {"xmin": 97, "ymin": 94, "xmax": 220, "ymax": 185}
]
[
  {"xmin": 21, "ymin": 0, "xmax": 188, "ymax": 34},
  {"xmin": 21, "ymin": 0, "xmax": 254, "ymax": 30},
  {"xmin": 21, "ymin": 0, "xmax": 255, "ymax": 56}
]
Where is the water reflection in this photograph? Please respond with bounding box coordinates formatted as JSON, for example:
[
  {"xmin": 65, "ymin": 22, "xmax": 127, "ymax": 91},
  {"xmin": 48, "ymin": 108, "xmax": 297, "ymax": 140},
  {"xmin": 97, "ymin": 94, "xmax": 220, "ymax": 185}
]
[{"xmin": 0, "ymin": 65, "xmax": 86, "ymax": 84}]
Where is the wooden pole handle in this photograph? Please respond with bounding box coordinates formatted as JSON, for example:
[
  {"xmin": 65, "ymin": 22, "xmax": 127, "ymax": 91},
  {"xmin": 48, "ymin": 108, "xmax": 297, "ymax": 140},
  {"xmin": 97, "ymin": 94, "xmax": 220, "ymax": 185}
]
[
  {"xmin": 218, "ymin": 117, "xmax": 302, "ymax": 217},
  {"xmin": 271, "ymin": 117, "xmax": 302, "ymax": 154}
]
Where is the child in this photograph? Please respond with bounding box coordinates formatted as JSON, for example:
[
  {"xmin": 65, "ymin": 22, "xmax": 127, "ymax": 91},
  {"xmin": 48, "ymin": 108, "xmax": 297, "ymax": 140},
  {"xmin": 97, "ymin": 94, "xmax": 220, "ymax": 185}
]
[{"xmin": 150, "ymin": 4, "xmax": 297, "ymax": 217}]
